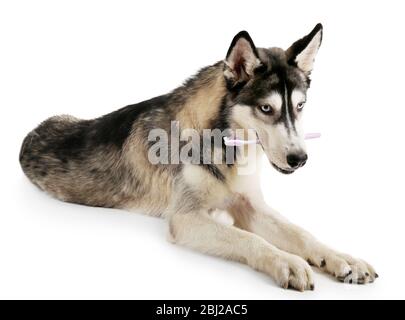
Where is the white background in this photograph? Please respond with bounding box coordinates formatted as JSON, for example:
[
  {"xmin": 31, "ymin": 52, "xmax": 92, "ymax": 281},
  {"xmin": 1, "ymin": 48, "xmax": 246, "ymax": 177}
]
[{"xmin": 1, "ymin": 0, "xmax": 404, "ymax": 299}]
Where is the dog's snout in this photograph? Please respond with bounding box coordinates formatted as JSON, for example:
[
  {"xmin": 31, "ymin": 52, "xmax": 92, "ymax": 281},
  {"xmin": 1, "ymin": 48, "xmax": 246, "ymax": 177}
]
[{"xmin": 286, "ymin": 153, "xmax": 308, "ymax": 169}]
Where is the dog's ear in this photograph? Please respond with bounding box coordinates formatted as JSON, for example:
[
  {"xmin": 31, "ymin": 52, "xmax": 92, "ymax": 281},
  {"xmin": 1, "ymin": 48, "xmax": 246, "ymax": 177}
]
[
  {"xmin": 286, "ymin": 23, "xmax": 323, "ymax": 75},
  {"xmin": 224, "ymin": 31, "xmax": 261, "ymax": 84}
]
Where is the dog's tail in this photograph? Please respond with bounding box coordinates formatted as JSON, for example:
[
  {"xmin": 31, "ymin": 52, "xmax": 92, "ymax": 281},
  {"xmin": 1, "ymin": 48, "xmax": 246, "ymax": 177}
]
[{"xmin": 19, "ymin": 115, "xmax": 80, "ymax": 189}]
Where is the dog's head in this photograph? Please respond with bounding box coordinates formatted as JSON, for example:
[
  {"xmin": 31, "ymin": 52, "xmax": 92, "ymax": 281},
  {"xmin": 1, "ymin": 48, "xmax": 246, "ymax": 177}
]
[{"xmin": 224, "ymin": 24, "xmax": 323, "ymax": 174}]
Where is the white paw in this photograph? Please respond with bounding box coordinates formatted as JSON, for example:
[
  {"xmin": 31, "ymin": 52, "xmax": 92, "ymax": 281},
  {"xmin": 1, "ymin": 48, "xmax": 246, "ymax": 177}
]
[
  {"xmin": 257, "ymin": 252, "xmax": 315, "ymax": 291},
  {"xmin": 307, "ymin": 249, "xmax": 378, "ymax": 284}
]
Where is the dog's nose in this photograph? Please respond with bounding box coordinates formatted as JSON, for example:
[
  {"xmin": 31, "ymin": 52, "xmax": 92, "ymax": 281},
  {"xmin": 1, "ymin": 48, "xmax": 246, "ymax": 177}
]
[{"xmin": 286, "ymin": 153, "xmax": 308, "ymax": 169}]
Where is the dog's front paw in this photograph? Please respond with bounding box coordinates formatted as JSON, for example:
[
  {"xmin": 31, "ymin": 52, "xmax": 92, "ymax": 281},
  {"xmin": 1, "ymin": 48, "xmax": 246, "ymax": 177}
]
[
  {"xmin": 307, "ymin": 249, "xmax": 378, "ymax": 284},
  {"xmin": 257, "ymin": 252, "xmax": 315, "ymax": 291}
]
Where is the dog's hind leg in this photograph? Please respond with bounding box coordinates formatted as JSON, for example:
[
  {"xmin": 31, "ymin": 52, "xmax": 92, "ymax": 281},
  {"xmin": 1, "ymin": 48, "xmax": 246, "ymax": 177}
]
[{"xmin": 168, "ymin": 210, "xmax": 314, "ymax": 291}]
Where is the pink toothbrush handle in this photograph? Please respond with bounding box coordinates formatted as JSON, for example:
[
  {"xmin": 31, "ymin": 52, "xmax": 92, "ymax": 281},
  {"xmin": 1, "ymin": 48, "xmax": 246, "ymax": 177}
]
[
  {"xmin": 304, "ymin": 132, "xmax": 321, "ymax": 140},
  {"xmin": 224, "ymin": 133, "xmax": 321, "ymax": 146}
]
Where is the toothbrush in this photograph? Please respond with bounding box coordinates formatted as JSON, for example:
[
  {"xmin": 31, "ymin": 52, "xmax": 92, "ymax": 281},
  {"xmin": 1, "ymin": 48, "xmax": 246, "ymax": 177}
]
[{"xmin": 223, "ymin": 133, "xmax": 321, "ymax": 147}]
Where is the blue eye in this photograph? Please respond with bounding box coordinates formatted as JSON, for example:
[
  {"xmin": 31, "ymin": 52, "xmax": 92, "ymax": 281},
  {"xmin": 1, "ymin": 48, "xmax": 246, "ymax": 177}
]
[
  {"xmin": 297, "ymin": 102, "xmax": 306, "ymax": 111},
  {"xmin": 259, "ymin": 104, "xmax": 273, "ymax": 114}
]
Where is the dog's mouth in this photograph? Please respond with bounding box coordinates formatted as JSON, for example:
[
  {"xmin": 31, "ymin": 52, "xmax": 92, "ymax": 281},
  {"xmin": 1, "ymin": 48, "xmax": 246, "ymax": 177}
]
[
  {"xmin": 256, "ymin": 132, "xmax": 295, "ymax": 175},
  {"xmin": 270, "ymin": 161, "xmax": 295, "ymax": 175}
]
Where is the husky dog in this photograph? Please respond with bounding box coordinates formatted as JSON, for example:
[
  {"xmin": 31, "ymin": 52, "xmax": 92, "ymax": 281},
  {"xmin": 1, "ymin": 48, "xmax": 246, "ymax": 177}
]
[{"xmin": 20, "ymin": 24, "xmax": 377, "ymax": 291}]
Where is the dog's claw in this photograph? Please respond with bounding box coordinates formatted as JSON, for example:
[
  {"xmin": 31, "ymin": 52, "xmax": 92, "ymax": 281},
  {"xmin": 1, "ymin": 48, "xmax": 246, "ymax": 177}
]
[
  {"xmin": 320, "ymin": 259, "xmax": 326, "ymax": 267},
  {"xmin": 307, "ymin": 251, "xmax": 377, "ymax": 286}
]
